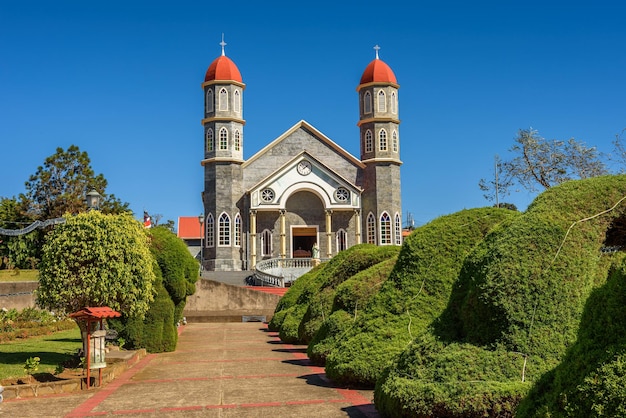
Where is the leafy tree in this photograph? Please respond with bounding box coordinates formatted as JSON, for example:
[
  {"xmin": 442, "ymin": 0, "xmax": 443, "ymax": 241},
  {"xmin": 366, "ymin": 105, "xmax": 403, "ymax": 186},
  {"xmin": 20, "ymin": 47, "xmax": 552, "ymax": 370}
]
[
  {"xmin": 0, "ymin": 197, "xmax": 38, "ymax": 269},
  {"xmin": 36, "ymin": 211, "xmax": 156, "ymax": 318},
  {"xmin": 480, "ymin": 129, "xmax": 607, "ymax": 201},
  {"xmin": 20, "ymin": 145, "xmax": 129, "ymax": 220}
]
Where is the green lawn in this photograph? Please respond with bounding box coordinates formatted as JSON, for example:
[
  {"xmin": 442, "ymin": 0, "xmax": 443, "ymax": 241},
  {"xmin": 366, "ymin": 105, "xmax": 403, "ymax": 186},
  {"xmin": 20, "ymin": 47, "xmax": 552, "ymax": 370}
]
[
  {"xmin": 0, "ymin": 269, "xmax": 38, "ymax": 282},
  {"xmin": 0, "ymin": 327, "xmax": 82, "ymax": 380}
]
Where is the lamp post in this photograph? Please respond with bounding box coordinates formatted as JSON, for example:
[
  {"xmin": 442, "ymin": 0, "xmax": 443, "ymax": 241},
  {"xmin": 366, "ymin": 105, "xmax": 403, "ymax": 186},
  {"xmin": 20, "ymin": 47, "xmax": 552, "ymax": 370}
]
[
  {"xmin": 198, "ymin": 213, "xmax": 204, "ymax": 270},
  {"xmin": 86, "ymin": 189, "xmax": 102, "ymax": 211}
]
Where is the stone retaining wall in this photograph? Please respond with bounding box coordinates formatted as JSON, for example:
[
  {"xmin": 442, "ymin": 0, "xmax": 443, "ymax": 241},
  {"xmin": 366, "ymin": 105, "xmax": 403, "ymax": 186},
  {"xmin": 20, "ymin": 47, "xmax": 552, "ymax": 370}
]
[
  {"xmin": 184, "ymin": 279, "xmax": 281, "ymax": 322},
  {"xmin": 0, "ymin": 281, "xmax": 38, "ymax": 310}
]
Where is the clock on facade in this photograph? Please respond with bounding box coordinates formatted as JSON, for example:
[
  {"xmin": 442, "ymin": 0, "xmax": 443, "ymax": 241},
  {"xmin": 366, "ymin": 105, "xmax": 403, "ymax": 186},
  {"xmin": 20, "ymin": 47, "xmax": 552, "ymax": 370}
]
[{"xmin": 297, "ymin": 160, "xmax": 312, "ymax": 175}]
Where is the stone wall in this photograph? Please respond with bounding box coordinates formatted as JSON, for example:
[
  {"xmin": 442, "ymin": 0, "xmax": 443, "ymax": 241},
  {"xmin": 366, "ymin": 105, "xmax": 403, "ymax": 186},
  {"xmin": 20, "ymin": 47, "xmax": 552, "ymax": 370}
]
[
  {"xmin": 183, "ymin": 279, "xmax": 280, "ymax": 322},
  {"xmin": 0, "ymin": 281, "xmax": 38, "ymax": 310}
]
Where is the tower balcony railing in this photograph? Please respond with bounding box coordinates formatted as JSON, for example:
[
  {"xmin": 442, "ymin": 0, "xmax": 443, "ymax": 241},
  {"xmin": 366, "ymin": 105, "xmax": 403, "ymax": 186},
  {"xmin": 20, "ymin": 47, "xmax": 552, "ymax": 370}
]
[{"xmin": 254, "ymin": 257, "xmax": 329, "ymax": 287}]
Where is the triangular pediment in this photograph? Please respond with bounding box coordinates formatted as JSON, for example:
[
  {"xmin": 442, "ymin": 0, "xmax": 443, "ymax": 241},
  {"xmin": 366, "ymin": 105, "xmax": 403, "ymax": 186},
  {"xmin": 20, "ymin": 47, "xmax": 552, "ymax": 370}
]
[
  {"xmin": 243, "ymin": 120, "xmax": 364, "ymax": 170},
  {"xmin": 248, "ymin": 152, "xmax": 361, "ymax": 210}
]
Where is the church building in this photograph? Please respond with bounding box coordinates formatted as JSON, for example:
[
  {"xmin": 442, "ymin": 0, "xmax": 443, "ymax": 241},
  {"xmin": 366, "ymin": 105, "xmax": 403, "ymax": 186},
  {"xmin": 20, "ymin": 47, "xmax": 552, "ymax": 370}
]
[{"xmin": 200, "ymin": 42, "xmax": 403, "ymax": 271}]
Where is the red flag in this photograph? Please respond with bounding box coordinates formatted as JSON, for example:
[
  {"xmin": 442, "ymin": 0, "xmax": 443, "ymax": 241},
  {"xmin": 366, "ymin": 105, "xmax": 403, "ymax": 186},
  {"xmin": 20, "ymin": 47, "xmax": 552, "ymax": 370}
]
[{"xmin": 143, "ymin": 211, "xmax": 152, "ymax": 228}]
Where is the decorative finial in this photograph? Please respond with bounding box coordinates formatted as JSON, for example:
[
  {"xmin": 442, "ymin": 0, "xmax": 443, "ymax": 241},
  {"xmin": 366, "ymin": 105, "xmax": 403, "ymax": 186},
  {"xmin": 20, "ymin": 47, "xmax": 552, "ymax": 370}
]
[
  {"xmin": 220, "ymin": 33, "xmax": 227, "ymax": 56},
  {"xmin": 374, "ymin": 44, "xmax": 381, "ymax": 59}
]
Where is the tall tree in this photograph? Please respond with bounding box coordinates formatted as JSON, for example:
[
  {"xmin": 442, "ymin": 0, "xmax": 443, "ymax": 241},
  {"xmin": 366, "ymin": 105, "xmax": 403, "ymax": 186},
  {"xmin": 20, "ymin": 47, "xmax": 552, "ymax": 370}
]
[
  {"xmin": 20, "ymin": 145, "xmax": 129, "ymax": 220},
  {"xmin": 479, "ymin": 128, "xmax": 607, "ymax": 201}
]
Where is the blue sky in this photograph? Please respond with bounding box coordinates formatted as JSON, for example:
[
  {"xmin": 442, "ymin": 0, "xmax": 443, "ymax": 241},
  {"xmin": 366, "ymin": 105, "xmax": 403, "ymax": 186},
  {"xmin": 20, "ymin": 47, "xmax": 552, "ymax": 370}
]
[{"xmin": 1, "ymin": 1, "xmax": 625, "ymax": 228}]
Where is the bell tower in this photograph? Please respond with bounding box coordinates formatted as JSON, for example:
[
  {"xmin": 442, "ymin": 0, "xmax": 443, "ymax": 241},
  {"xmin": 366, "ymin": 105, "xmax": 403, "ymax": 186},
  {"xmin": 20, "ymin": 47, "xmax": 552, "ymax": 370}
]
[
  {"xmin": 200, "ymin": 37, "xmax": 246, "ymax": 270},
  {"xmin": 357, "ymin": 45, "xmax": 403, "ymax": 245}
]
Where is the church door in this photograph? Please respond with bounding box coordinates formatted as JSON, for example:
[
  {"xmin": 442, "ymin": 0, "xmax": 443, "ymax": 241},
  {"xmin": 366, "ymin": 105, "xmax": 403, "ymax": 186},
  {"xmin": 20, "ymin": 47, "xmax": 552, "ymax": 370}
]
[{"xmin": 292, "ymin": 227, "xmax": 317, "ymax": 257}]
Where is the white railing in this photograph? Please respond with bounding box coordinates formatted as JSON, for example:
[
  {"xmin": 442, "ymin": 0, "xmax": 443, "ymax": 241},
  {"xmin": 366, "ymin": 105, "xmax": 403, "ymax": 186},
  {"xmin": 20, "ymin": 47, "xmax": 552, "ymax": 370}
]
[{"xmin": 254, "ymin": 258, "xmax": 329, "ymax": 287}]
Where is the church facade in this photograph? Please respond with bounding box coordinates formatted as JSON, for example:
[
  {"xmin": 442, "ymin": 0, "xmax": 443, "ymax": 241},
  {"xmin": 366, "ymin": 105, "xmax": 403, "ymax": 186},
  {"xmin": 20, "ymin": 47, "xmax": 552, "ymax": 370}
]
[{"xmin": 200, "ymin": 44, "xmax": 403, "ymax": 271}]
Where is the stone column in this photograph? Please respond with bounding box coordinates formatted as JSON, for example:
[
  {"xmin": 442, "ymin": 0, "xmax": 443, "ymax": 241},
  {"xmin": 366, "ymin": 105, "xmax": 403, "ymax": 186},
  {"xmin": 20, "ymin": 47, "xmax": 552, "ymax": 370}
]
[
  {"xmin": 354, "ymin": 209, "xmax": 362, "ymax": 245},
  {"xmin": 279, "ymin": 209, "xmax": 286, "ymax": 259},
  {"xmin": 250, "ymin": 210, "xmax": 257, "ymax": 268},
  {"xmin": 325, "ymin": 209, "xmax": 333, "ymax": 258}
]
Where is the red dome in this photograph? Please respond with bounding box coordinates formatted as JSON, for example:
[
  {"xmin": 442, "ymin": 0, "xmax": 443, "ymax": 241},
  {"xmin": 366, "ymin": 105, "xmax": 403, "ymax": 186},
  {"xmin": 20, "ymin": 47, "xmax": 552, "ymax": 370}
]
[
  {"xmin": 204, "ymin": 55, "xmax": 242, "ymax": 83},
  {"xmin": 359, "ymin": 58, "xmax": 397, "ymax": 85}
]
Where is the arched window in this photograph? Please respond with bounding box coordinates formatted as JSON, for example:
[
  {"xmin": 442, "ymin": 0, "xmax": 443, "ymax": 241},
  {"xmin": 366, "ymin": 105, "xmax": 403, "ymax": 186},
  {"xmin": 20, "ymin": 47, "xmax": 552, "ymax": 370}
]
[
  {"xmin": 391, "ymin": 91, "xmax": 397, "ymax": 114},
  {"xmin": 206, "ymin": 89, "xmax": 214, "ymax": 113},
  {"xmin": 206, "ymin": 128, "xmax": 214, "ymax": 152},
  {"xmin": 234, "ymin": 214, "xmax": 241, "ymax": 247},
  {"xmin": 234, "ymin": 130, "xmax": 241, "ymax": 151},
  {"xmin": 365, "ymin": 130, "xmax": 373, "ymax": 153},
  {"xmin": 377, "ymin": 90, "xmax": 386, "ymax": 112},
  {"xmin": 336, "ymin": 229, "xmax": 347, "ymax": 252},
  {"xmin": 367, "ymin": 212, "xmax": 376, "ymax": 244},
  {"xmin": 379, "ymin": 129, "xmax": 388, "ymax": 151},
  {"xmin": 380, "ymin": 212, "xmax": 391, "ymax": 245},
  {"xmin": 206, "ymin": 213, "xmax": 215, "ymax": 247},
  {"xmin": 218, "ymin": 213, "xmax": 230, "ymax": 246},
  {"xmin": 219, "ymin": 88, "xmax": 228, "ymax": 111},
  {"xmin": 219, "ymin": 128, "xmax": 228, "ymax": 150},
  {"xmin": 395, "ymin": 213, "xmax": 402, "ymax": 245},
  {"xmin": 392, "ymin": 130, "xmax": 398, "ymax": 153},
  {"xmin": 234, "ymin": 90, "xmax": 241, "ymax": 113},
  {"xmin": 364, "ymin": 91, "xmax": 372, "ymax": 114},
  {"xmin": 261, "ymin": 229, "xmax": 272, "ymax": 256}
]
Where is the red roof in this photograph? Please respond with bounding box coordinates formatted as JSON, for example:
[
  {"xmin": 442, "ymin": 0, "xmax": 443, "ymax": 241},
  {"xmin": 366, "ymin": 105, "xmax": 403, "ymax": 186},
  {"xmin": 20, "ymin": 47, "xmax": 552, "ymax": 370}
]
[
  {"xmin": 204, "ymin": 55, "xmax": 242, "ymax": 83},
  {"xmin": 359, "ymin": 58, "xmax": 397, "ymax": 85},
  {"xmin": 69, "ymin": 307, "xmax": 121, "ymax": 320},
  {"xmin": 178, "ymin": 216, "xmax": 204, "ymax": 239}
]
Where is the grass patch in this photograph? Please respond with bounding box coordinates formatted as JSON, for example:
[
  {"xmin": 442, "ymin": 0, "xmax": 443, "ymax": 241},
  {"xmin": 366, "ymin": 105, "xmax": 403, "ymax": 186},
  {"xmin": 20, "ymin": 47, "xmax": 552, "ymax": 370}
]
[
  {"xmin": 0, "ymin": 269, "xmax": 38, "ymax": 282},
  {"xmin": 0, "ymin": 327, "xmax": 81, "ymax": 380}
]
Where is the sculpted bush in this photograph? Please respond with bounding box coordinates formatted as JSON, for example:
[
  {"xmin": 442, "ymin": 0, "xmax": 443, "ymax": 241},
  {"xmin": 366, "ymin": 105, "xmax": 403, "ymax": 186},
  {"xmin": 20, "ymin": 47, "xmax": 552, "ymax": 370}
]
[
  {"xmin": 376, "ymin": 175, "xmax": 626, "ymax": 417},
  {"xmin": 324, "ymin": 207, "xmax": 517, "ymax": 387},
  {"xmin": 269, "ymin": 244, "xmax": 400, "ymax": 344}
]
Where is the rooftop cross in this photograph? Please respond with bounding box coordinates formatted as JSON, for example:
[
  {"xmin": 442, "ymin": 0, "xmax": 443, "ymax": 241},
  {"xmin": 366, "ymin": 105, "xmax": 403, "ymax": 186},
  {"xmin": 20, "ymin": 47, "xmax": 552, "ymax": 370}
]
[
  {"xmin": 220, "ymin": 33, "xmax": 227, "ymax": 56},
  {"xmin": 374, "ymin": 44, "xmax": 380, "ymax": 59}
]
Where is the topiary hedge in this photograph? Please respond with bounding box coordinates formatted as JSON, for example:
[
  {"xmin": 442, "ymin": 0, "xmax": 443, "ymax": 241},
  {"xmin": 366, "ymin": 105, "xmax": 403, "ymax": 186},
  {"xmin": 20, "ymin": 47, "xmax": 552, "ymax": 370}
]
[
  {"xmin": 376, "ymin": 175, "xmax": 626, "ymax": 417},
  {"xmin": 147, "ymin": 226, "xmax": 199, "ymax": 325},
  {"xmin": 112, "ymin": 226, "xmax": 199, "ymax": 353},
  {"xmin": 269, "ymin": 244, "xmax": 400, "ymax": 344},
  {"xmin": 323, "ymin": 207, "xmax": 518, "ymax": 387},
  {"xmin": 307, "ymin": 257, "xmax": 398, "ymax": 364},
  {"xmin": 516, "ymin": 254, "xmax": 626, "ymax": 416}
]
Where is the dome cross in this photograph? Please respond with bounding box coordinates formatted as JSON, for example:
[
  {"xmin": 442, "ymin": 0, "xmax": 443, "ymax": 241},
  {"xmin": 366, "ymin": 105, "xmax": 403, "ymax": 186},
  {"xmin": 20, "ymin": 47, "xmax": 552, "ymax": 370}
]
[
  {"xmin": 374, "ymin": 44, "xmax": 380, "ymax": 59},
  {"xmin": 220, "ymin": 33, "xmax": 227, "ymax": 56}
]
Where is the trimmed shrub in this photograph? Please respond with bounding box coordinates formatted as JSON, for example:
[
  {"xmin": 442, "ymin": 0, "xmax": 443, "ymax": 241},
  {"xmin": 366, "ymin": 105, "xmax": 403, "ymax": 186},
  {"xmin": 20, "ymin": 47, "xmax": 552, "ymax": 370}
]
[
  {"xmin": 148, "ymin": 226, "xmax": 199, "ymax": 325},
  {"xmin": 308, "ymin": 257, "xmax": 397, "ymax": 364},
  {"xmin": 324, "ymin": 207, "xmax": 517, "ymax": 386},
  {"xmin": 517, "ymin": 255, "xmax": 626, "ymax": 416},
  {"xmin": 111, "ymin": 227, "xmax": 198, "ymax": 353},
  {"xmin": 269, "ymin": 244, "xmax": 400, "ymax": 344},
  {"xmin": 376, "ymin": 175, "xmax": 626, "ymax": 417}
]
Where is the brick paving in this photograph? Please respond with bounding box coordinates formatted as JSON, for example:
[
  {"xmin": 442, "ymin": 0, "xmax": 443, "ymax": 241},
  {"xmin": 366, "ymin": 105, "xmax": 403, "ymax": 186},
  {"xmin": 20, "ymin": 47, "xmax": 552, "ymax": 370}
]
[{"xmin": 0, "ymin": 323, "xmax": 379, "ymax": 417}]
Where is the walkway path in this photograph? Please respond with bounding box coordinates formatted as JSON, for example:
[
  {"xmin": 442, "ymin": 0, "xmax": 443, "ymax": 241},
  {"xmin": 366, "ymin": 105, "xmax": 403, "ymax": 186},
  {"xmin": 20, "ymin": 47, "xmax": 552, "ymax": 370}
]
[{"xmin": 0, "ymin": 323, "xmax": 379, "ymax": 417}]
